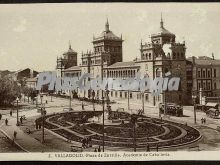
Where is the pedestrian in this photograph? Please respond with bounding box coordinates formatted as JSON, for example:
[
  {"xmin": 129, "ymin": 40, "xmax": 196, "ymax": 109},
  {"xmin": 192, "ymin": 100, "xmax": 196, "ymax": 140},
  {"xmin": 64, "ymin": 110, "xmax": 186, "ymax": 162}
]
[
  {"xmin": 35, "ymin": 121, "xmax": 38, "ymax": 129},
  {"xmin": 20, "ymin": 117, "xmax": 23, "ymax": 124},
  {"xmin": 46, "ymin": 100, "xmax": 48, "ymax": 104},
  {"xmin": 10, "ymin": 110, "xmax": 12, "ymax": 116},
  {"xmin": 14, "ymin": 131, "xmax": 17, "ymax": 139},
  {"xmin": 0, "ymin": 113, "xmax": 2, "ymax": 120},
  {"xmin": 98, "ymin": 145, "xmax": 101, "ymax": 152},
  {"xmin": 204, "ymin": 118, "xmax": 206, "ymax": 124},
  {"xmin": 94, "ymin": 148, "xmax": 97, "ymax": 152},
  {"xmin": 156, "ymin": 143, "xmax": 159, "ymax": 152},
  {"xmin": 5, "ymin": 118, "xmax": 8, "ymax": 126},
  {"xmin": 201, "ymin": 118, "xmax": 203, "ymax": 124},
  {"xmin": 82, "ymin": 138, "xmax": 86, "ymax": 148},
  {"xmin": 82, "ymin": 101, "xmax": 84, "ymax": 110},
  {"xmin": 146, "ymin": 143, "xmax": 150, "ymax": 152}
]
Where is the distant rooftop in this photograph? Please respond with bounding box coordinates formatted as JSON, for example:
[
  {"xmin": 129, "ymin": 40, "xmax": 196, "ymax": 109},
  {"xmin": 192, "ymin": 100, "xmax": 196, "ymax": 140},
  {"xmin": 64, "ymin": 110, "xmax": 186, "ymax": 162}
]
[
  {"xmin": 64, "ymin": 66, "xmax": 81, "ymax": 71},
  {"xmin": 187, "ymin": 56, "xmax": 220, "ymax": 66},
  {"xmin": 107, "ymin": 61, "xmax": 140, "ymax": 69}
]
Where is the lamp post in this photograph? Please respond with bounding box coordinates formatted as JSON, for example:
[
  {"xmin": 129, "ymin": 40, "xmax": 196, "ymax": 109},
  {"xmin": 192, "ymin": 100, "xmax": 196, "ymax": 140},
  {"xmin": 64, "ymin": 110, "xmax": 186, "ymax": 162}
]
[
  {"xmin": 16, "ymin": 97, "xmax": 19, "ymax": 126},
  {"xmin": 142, "ymin": 92, "xmax": 145, "ymax": 114},
  {"xmin": 101, "ymin": 53, "xmax": 105, "ymax": 152},
  {"xmin": 128, "ymin": 90, "xmax": 130, "ymax": 113},
  {"xmin": 192, "ymin": 94, "xmax": 197, "ymax": 124},
  {"xmin": 131, "ymin": 114, "xmax": 137, "ymax": 152},
  {"xmin": 92, "ymin": 90, "xmax": 95, "ymax": 111},
  {"xmin": 41, "ymin": 105, "xmax": 46, "ymax": 143},
  {"xmin": 69, "ymin": 91, "xmax": 72, "ymax": 110},
  {"xmin": 40, "ymin": 93, "xmax": 43, "ymax": 105}
]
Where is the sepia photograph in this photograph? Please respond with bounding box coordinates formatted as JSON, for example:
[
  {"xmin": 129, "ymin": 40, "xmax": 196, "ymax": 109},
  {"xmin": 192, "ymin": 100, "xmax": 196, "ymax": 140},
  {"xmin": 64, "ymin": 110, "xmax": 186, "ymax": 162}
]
[{"xmin": 0, "ymin": 2, "xmax": 220, "ymax": 161}]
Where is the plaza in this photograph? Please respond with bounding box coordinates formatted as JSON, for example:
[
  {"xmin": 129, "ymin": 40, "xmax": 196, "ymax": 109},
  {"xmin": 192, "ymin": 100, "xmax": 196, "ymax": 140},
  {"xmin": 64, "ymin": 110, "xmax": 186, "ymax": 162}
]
[{"xmin": 1, "ymin": 94, "xmax": 220, "ymax": 152}]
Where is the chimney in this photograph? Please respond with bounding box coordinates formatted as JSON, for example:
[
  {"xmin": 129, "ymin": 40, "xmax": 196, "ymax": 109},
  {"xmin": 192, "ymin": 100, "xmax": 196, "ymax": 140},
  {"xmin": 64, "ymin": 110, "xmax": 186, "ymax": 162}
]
[{"xmin": 212, "ymin": 53, "xmax": 215, "ymax": 60}]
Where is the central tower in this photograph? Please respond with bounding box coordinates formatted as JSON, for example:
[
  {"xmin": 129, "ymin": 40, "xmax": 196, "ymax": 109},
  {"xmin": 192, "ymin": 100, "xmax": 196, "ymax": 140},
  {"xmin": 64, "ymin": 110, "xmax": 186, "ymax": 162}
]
[{"xmin": 92, "ymin": 19, "xmax": 123, "ymax": 65}]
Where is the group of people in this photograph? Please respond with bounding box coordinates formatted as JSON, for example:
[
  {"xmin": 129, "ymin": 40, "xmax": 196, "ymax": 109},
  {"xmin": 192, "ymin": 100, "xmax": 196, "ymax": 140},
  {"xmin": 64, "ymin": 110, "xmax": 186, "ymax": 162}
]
[
  {"xmin": 146, "ymin": 143, "xmax": 159, "ymax": 152},
  {"xmin": 201, "ymin": 118, "xmax": 206, "ymax": 124},
  {"xmin": 0, "ymin": 110, "xmax": 13, "ymax": 125},
  {"xmin": 94, "ymin": 146, "xmax": 101, "ymax": 152},
  {"xmin": 81, "ymin": 136, "xmax": 92, "ymax": 148},
  {"xmin": 35, "ymin": 120, "xmax": 42, "ymax": 129}
]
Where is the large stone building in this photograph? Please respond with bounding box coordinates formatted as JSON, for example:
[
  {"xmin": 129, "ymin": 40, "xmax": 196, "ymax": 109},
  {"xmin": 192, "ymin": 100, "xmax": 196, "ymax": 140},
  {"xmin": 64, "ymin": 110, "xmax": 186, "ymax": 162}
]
[
  {"xmin": 187, "ymin": 55, "xmax": 220, "ymax": 100},
  {"xmin": 61, "ymin": 17, "xmax": 216, "ymax": 106},
  {"xmin": 56, "ymin": 42, "xmax": 78, "ymax": 78}
]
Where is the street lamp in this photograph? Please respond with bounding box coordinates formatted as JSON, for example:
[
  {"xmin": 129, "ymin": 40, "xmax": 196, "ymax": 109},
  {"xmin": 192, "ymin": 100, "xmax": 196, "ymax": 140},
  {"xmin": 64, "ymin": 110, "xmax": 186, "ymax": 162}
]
[
  {"xmin": 40, "ymin": 93, "xmax": 43, "ymax": 105},
  {"xmin": 41, "ymin": 105, "xmax": 46, "ymax": 143},
  {"xmin": 131, "ymin": 114, "xmax": 137, "ymax": 152},
  {"xmin": 142, "ymin": 92, "xmax": 145, "ymax": 114},
  {"xmin": 69, "ymin": 91, "xmax": 72, "ymax": 111},
  {"xmin": 192, "ymin": 94, "xmax": 197, "ymax": 124},
  {"xmin": 92, "ymin": 90, "xmax": 95, "ymax": 111},
  {"xmin": 16, "ymin": 97, "xmax": 19, "ymax": 126}
]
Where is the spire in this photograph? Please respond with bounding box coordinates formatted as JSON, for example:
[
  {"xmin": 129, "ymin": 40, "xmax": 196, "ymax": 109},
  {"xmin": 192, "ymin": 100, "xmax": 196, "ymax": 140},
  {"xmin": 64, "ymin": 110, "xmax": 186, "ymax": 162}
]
[
  {"xmin": 160, "ymin": 13, "xmax": 164, "ymax": 28},
  {"xmin": 69, "ymin": 40, "xmax": 72, "ymax": 50},
  {"xmin": 105, "ymin": 17, "xmax": 110, "ymax": 32}
]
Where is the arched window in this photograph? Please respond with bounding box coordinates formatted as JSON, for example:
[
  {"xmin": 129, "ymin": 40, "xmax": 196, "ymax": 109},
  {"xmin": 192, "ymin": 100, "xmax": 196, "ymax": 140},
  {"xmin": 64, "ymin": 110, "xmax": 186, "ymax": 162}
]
[
  {"xmin": 181, "ymin": 52, "xmax": 184, "ymax": 58},
  {"xmin": 146, "ymin": 53, "xmax": 148, "ymax": 59},
  {"xmin": 156, "ymin": 68, "xmax": 161, "ymax": 77},
  {"xmin": 173, "ymin": 52, "xmax": 176, "ymax": 59},
  {"xmin": 149, "ymin": 53, "xmax": 151, "ymax": 59},
  {"xmin": 177, "ymin": 52, "xmax": 180, "ymax": 59}
]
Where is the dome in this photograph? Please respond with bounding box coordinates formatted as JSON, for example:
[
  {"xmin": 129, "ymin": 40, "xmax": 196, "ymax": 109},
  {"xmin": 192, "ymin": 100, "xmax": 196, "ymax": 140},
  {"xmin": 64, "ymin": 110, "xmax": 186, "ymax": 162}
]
[
  {"xmin": 98, "ymin": 30, "xmax": 121, "ymax": 40},
  {"xmin": 153, "ymin": 26, "xmax": 174, "ymax": 36},
  {"xmin": 93, "ymin": 19, "xmax": 122, "ymax": 41},
  {"xmin": 63, "ymin": 43, "xmax": 77, "ymax": 55},
  {"xmin": 151, "ymin": 16, "xmax": 175, "ymax": 37}
]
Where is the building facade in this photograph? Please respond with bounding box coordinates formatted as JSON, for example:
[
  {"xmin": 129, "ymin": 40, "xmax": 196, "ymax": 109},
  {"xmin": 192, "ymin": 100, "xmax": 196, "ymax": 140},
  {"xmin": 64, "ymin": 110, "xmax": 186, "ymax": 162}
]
[
  {"xmin": 60, "ymin": 17, "xmax": 212, "ymax": 106},
  {"xmin": 187, "ymin": 55, "xmax": 220, "ymax": 100}
]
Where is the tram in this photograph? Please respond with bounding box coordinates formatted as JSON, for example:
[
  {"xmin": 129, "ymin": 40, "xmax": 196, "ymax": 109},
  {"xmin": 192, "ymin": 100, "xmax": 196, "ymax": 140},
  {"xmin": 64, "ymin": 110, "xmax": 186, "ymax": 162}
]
[{"xmin": 159, "ymin": 103, "xmax": 183, "ymax": 117}]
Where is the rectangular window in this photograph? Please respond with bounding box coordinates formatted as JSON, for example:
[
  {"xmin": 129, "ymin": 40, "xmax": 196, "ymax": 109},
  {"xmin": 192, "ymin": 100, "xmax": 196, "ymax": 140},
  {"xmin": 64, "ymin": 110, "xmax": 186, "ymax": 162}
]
[
  {"xmin": 120, "ymin": 92, "xmax": 122, "ymax": 98},
  {"xmin": 214, "ymin": 69, "xmax": 216, "ymax": 77},
  {"xmin": 115, "ymin": 91, "xmax": 117, "ymax": 97},
  {"xmin": 203, "ymin": 70, "xmax": 206, "ymax": 77},
  {"xmin": 198, "ymin": 71, "xmax": 200, "ymax": 78},
  {"xmin": 125, "ymin": 92, "xmax": 127, "ymax": 98},
  {"xmin": 130, "ymin": 93, "xmax": 132, "ymax": 99},
  {"xmin": 214, "ymin": 83, "xmax": 217, "ymax": 89},
  {"xmin": 145, "ymin": 94, "xmax": 149, "ymax": 101},
  {"xmin": 208, "ymin": 70, "xmax": 211, "ymax": 78}
]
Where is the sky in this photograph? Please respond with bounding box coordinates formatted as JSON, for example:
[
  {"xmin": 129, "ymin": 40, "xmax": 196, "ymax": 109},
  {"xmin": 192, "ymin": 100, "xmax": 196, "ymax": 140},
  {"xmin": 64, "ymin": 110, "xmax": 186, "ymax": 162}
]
[{"xmin": 0, "ymin": 3, "xmax": 220, "ymax": 72}]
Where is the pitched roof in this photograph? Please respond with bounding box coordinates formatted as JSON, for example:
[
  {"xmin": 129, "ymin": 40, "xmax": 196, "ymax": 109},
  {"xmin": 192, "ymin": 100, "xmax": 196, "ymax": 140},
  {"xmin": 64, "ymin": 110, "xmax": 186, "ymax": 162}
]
[
  {"xmin": 187, "ymin": 57, "xmax": 220, "ymax": 66},
  {"xmin": 107, "ymin": 61, "xmax": 140, "ymax": 69},
  {"xmin": 64, "ymin": 66, "xmax": 81, "ymax": 71}
]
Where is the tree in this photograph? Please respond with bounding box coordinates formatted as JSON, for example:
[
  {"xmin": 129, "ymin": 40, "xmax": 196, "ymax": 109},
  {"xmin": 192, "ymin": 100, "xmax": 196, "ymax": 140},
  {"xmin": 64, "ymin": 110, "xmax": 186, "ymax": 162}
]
[{"xmin": 0, "ymin": 77, "xmax": 21, "ymax": 106}]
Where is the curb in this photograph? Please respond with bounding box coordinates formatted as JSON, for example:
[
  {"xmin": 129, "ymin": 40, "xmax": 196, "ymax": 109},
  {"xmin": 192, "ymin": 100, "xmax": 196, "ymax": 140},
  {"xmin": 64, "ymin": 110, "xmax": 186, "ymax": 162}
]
[{"xmin": 0, "ymin": 128, "xmax": 29, "ymax": 153}]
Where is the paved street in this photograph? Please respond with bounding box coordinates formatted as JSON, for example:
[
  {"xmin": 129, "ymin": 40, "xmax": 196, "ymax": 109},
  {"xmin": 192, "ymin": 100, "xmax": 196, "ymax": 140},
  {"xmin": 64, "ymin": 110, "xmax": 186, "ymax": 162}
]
[{"xmin": 1, "ymin": 95, "xmax": 220, "ymax": 152}]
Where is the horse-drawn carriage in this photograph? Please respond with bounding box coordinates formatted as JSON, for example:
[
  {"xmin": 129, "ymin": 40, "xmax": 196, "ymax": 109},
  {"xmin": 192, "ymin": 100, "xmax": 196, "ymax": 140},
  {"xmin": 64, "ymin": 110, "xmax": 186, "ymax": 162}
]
[{"xmin": 159, "ymin": 103, "xmax": 183, "ymax": 117}]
